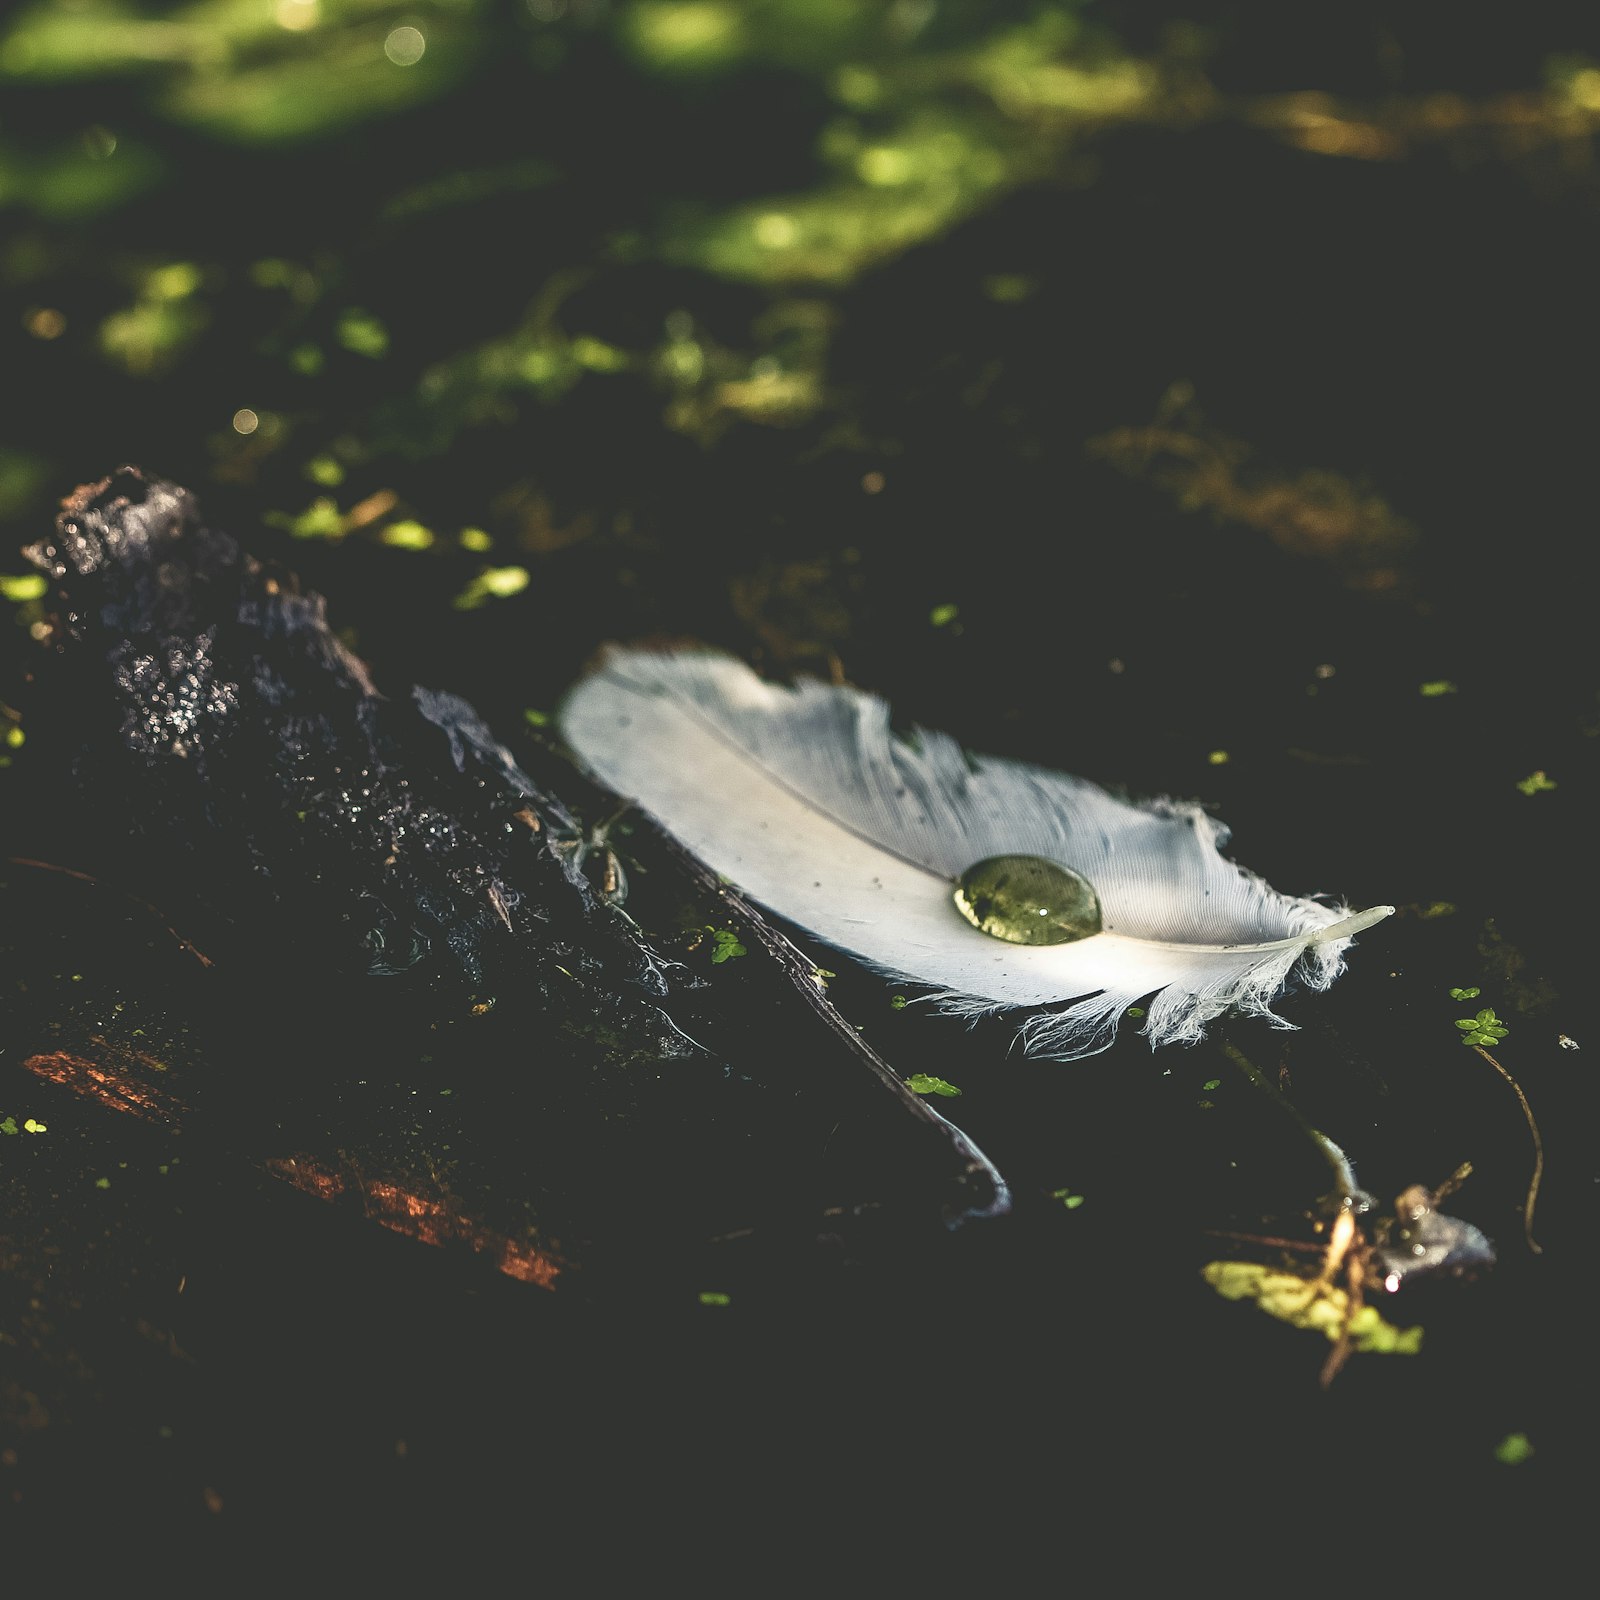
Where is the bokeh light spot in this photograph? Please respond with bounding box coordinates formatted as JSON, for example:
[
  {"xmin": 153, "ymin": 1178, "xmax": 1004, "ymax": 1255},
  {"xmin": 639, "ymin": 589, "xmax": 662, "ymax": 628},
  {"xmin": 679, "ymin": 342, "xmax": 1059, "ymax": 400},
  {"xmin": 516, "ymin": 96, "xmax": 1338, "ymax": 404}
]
[{"xmin": 384, "ymin": 25, "xmax": 427, "ymax": 66}]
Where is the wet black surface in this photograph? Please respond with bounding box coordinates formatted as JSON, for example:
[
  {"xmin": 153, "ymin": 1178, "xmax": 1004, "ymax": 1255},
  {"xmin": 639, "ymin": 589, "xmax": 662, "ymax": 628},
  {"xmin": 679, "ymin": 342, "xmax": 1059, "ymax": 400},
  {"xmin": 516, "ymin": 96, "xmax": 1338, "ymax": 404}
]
[{"xmin": 2, "ymin": 3, "xmax": 1598, "ymax": 1574}]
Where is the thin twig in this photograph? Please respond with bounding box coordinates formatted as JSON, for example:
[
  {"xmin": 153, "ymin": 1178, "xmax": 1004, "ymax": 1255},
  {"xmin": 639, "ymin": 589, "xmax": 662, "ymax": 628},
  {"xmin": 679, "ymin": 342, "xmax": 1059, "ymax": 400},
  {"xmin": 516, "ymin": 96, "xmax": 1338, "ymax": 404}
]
[
  {"xmin": 6, "ymin": 855, "xmax": 214, "ymax": 968},
  {"xmin": 1216, "ymin": 1034, "xmax": 1356, "ymax": 1204},
  {"xmin": 1473, "ymin": 1046, "xmax": 1544, "ymax": 1255}
]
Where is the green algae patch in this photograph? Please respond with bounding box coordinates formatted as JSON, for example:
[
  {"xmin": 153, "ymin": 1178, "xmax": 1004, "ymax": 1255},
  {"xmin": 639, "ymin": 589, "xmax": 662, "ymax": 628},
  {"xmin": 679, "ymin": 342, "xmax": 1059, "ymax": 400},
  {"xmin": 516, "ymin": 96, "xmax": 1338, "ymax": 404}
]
[{"xmin": 1203, "ymin": 1261, "xmax": 1423, "ymax": 1355}]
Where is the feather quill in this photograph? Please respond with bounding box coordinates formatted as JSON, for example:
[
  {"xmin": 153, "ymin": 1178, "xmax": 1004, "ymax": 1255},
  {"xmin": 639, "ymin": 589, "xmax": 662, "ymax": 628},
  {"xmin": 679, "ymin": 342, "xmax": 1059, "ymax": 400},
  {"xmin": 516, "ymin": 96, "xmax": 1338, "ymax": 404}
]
[{"xmin": 559, "ymin": 648, "xmax": 1392, "ymax": 1060}]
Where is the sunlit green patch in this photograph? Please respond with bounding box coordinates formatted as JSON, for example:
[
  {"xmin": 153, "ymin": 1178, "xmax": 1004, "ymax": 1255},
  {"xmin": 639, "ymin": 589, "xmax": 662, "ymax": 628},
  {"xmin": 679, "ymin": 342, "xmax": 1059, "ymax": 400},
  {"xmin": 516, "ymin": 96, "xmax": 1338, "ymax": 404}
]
[
  {"xmin": 154, "ymin": 15, "xmax": 480, "ymax": 145},
  {"xmin": 98, "ymin": 259, "xmax": 209, "ymax": 375},
  {"xmin": 1202, "ymin": 1261, "xmax": 1424, "ymax": 1355},
  {"xmin": 451, "ymin": 565, "xmax": 530, "ymax": 609},
  {"xmin": 907, "ymin": 1073, "xmax": 961, "ymax": 1098},
  {"xmin": 267, "ymin": 496, "xmax": 346, "ymax": 541},
  {"xmin": 1, "ymin": 573, "xmax": 47, "ymax": 603},
  {"xmin": 674, "ymin": 109, "xmax": 1028, "ymax": 286},
  {"xmin": 380, "ymin": 519, "xmax": 434, "ymax": 550},
  {"xmin": 621, "ymin": 2, "xmax": 747, "ymax": 74},
  {"xmin": 337, "ymin": 308, "xmax": 389, "ymax": 359},
  {"xmin": 0, "ymin": 131, "xmax": 164, "ymax": 219}
]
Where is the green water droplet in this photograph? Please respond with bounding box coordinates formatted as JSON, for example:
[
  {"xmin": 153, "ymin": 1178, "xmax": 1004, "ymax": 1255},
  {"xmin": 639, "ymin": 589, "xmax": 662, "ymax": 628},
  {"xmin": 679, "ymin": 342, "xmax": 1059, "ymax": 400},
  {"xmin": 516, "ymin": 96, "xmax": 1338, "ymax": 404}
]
[{"xmin": 953, "ymin": 855, "xmax": 1102, "ymax": 946}]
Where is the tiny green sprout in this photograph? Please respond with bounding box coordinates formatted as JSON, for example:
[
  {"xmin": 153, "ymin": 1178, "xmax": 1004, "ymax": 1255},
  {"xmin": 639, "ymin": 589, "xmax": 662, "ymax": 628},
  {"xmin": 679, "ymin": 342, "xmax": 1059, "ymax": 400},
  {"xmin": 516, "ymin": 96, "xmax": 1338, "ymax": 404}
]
[
  {"xmin": 698, "ymin": 1291, "xmax": 731, "ymax": 1307},
  {"xmin": 929, "ymin": 603, "xmax": 959, "ymax": 628},
  {"xmin": 1449, "ymin": 986, "xmax": 1481, "ymax": 1001},
  {"xmin": 907, "ymin": 1073, "xmax": 961, "ymax": 1097},
  {"xmin": 1126, "ymin": 1006, "xmax": 1145, "ymax": 1019},
  {"xmin": 707, "ymin": 927, "xmax": 747, "ymax": 964},
  {"xmin": 1051, "ymin": 1188, "xmax": 1085, "ymax": 1210},
  {"xmin": 1456, "ymin": 1007, "xmax": 1509, "ymax": 1047},
  {"xmin": 889, "ymin": 995, "xmax": 908, "ymax": 1010},
  {"xmin": 522, "ymin": 708, "xmax": 550, "ymax": 728},
  {"xmin": 22, "ymin": 1118, "xmax": 46, "ymax": 1134},
  {"xmin": 1419, "ymin": 680, "xmax": 1458, "ymax": 697},
  {"xmin": 810, "ymin": 967, "xmax": 835, "ymax": 987},
  {"xmin": 1515, "ymin": 770, "xmax": 1556, "ymax": 796},
  {"xmin": 1201, "ymin": 1079, "xmax": 1221, "ymax": 1092},
  {"xmin": 0, "ymin": 1116, "xmax": 17, "ymax": 1136},
  {"xmin": 94, "ymin": 1176, "xmax": 111, "ymax": 1189},
  {"xmin": 1493, "ymin": 1432, "xmax": 1534, "ymax": 1466}
]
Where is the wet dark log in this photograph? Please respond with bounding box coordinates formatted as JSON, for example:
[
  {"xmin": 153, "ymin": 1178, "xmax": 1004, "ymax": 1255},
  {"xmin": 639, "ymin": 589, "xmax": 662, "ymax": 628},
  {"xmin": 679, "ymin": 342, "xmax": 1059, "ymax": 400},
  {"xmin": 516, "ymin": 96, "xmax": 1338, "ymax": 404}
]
[
  {"xmin": 9, "ymin": 466, "xmax": 1009, "ymax": 1272},
  {"xmin": 17, "ymin": 465, "xmax": 674, "ymax": 1031}
]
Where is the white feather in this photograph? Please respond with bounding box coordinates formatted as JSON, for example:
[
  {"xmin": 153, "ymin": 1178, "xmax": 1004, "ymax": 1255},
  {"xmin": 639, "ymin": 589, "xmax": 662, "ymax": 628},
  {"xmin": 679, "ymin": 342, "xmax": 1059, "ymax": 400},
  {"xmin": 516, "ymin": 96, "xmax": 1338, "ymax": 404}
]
[{"xmin": 559, "ymin": 648, "xmax": 1392, "ymax": 1060}]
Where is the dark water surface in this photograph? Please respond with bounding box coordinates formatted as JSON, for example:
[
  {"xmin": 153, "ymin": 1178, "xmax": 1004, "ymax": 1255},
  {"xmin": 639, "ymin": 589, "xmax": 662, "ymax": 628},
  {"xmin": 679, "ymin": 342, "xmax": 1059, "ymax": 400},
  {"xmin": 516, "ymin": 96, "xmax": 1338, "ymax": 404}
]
[{"xmin": 2, "ymin": 1, "xmax": 1596, "ymax": 1570}]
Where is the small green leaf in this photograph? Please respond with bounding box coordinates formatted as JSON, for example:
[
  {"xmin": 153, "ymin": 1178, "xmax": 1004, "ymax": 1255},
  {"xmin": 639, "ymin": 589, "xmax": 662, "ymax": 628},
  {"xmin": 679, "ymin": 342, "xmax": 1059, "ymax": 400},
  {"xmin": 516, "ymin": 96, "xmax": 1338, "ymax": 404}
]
[
  {"xmin": 907, "ymin": 1073, "xmax": 962, "ymax": 1098},
  {"xmin": 22, "ymin": 1118, "xmax": 46, "ymax": 1134},
  {"xmin": 94, "ymin": 1176, "xmax": 111, "ymax": 1189},
  {"xmin": 0, "ymin": 1116, "xmax": 17, "ymax": 1136},
  {"xmin": 1516, "ymin": 770, "xmax": 1557, "ymax": 796},
  {"xmin": 1051, "ymin": 1188, "xmax": 1085, "ymax": 1210},
  {"xmin": 929, "ymin": 603, "xmax": 959, "ymax": 628},
  {"xmin": 698, "ymin": 1291, "xmax": 731, "ymax": 1307},
  {"xmin": 1455, "ymin": 1018, "xmax": 1478, "ymax": 1030},
  {"xmin": 1493, "ymin": 1432, "xmax": 1534, "ymax": 1466},
  {"xmin": 1201, "ymin": 1078, "xmax": 1221, "ymax": 1091},
  {"xmin": 889, "ymin": 995, "xmax": 908, "ymax": 1010},
  {"xmin": 1449, "ymin": 986, "xmax": 1480, "ymax": 1001},
  {"xmin": 1418, "ymin": 680, "xmax": 1457, "ymax": 697},
  {"xmin": 708, "ymin": 928, "xmax": 747, "ymax": 964},
  {"xmin": 1126, "ymin": 1006, "xmax": 1145, "ymax": 1019}
]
